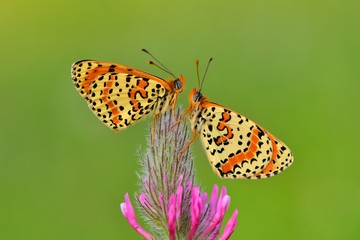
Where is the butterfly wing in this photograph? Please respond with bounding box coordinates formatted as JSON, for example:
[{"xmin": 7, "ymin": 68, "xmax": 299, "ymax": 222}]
[
  {"xmin": 198, "ymin": 102, "xmax": 293, "ymax": 179},
  {"xmin": 71, "ymin": 60, "xmax": 172, "ymax": 130}
]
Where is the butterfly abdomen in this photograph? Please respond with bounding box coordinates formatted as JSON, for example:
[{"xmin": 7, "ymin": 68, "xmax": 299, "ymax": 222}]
[{"xmin": 153, "ymin": 92, "xmax": 176, "ymax": 115}]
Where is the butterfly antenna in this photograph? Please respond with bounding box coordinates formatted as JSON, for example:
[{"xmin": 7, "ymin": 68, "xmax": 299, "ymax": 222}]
[
  {"xmin": 199, "ymin": 57, "xmax": 213, "ymax": 92},
  {"xmin": 142, "ymin": 49, "xmax": 176, "ymax": 78},
  {"xmin": 195, "ymin": 59, "xmax": 201, "ymax": 88}
]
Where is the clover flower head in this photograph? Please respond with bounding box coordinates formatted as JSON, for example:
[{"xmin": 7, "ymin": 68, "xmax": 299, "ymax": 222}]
[{"xmin": 120, "ymin": 110, "xmax": 238, "ymax": 239}]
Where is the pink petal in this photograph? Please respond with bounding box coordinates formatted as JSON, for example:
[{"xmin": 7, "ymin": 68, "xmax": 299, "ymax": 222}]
[
  {"xmin": 201, "ymin": 192, "xmax": 231, "ymax": 238},
  {"xmin": 209, "ymin": 185, "xmax": 219, "ymax": 211},
  {"xmin": 187, "ymin": 181, "xmax": 193, "ymax": 191},
  {"xmin": 177, "ymin": 174, "xmax": 184, "ymax": 186},
  {"xmin": 120, "ymin": 193, "xmax": 153, "ymax": 240},
  {"xmin": 176, "ymin": 185, "xmax": 183, "ymax": 224},
  {"xmin": 199, "ymin": 184, "xmax": 218, "ymax": 231},
  {"xmin": 137, "ymin": 193, "xmax": 156, "ymax": 215},
  {"xmin": 201, "ymin": 192, "xmax": 208, "ymax": 206},
  {"xmin": 188, "ymin": 187, "xmax": 202, "ymax": 240},
  {"xmin": 199, "ymin": 192, "xmax": 208, "ymax": 218},
  {"xmin": 219, "ymin": 209, "xmax": 239, "ymax": 240},
  {"xmin": 219, "ymin": 186, "xmax": 227, "ymax": 199},
  {"xmin": 120, "ymin": 202, "xmax": 128, "ymax": 216},
  {"xmin": 208, "ymin": 221, "xmax": 223, "ymax": 240},
  {"xmin": 138, "ymin": 193, "xmax": 150, "ymax": 209},
  {"xmin": 167, "ymin": 195, "xmax": 177, "ymax": 240},
  {"xmin": 138, "ymin": 193, "xmax": 147, "ymax": 205}
]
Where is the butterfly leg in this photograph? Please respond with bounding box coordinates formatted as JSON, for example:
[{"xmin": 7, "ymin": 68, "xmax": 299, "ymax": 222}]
[
  {"xmin": 179, "ymin": 129, "xmax": 198, "ymax": 159},
  {"xmin": 169, "ymin": 92, "xmax": 179, "ymax": 120},
  {"xmin": 170, "ymin": 105, "xmax": 191, "ymax": 131}
]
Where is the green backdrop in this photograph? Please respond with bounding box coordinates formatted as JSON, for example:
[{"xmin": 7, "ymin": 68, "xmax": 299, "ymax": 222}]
[{"xmin": 1, "ymin": 0, "xmax": 359, "ymax": 239}]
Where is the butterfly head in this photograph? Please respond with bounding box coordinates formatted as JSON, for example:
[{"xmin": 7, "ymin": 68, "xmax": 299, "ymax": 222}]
[
  {"xmin": 189, "ymin": 88, "xmax": 204, "ymax": 105},
  {"xmin": 173, "ymin": 75, "xmax": 186, "ymax": 93},
  {"xmin": 188, "ymin": 58, "xmax": 212, "ymax": 105},
  {"xmin": 142, "ymin": 49, "xmax": 185, "ymax": 93}
]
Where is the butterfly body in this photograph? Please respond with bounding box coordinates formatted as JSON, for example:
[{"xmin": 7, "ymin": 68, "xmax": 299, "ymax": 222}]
[
  {"xmin": 187, "ymin": 88, "xmax": 293, "ymax": 179},
  {"xmin": 71, "ymin": 60, "xmax": 185, "ymax": 131}
]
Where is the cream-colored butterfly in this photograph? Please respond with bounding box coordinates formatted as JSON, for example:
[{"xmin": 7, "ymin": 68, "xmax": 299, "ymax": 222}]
[
  {"xmin": 181, "ymin": 59, "xmax": 293, "ymax": 179},
  {"xmin": 71, "ymin": 50, "xmax": 185, "ymax": 134}
]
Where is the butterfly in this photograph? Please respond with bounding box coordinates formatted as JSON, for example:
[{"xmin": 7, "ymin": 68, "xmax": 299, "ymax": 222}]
[
  {"xmin": 71, "ymin": 49, "xmax": 185, "ymax": 133},
  {"xmin": 181, "ymin": 59, "xmax": 293, "ymax": 179}
]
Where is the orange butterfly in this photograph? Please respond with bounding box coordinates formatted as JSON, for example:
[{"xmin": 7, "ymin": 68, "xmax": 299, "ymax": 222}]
[
  {"xmin": 181, "ymin": 59, "xmax": 293, "ymax": 179},
  {"xmin": 71, "ymin": 50, "xmax": 185, "ymax": 132}
]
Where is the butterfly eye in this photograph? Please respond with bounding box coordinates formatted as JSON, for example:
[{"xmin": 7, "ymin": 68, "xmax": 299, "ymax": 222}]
[
  {"xmin": 174, "ymin": 79, "xmax": 182, "ymax": 90},
  {"xmin": 193, "ymin": 92, "xmax": 202, "ymax": 102}
]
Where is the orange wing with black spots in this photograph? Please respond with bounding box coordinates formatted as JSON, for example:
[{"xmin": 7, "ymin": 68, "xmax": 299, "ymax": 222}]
[
  {"xmin": 188, "ymin": 89, "xmax": 293, "ymax": 179},
  {"xmin": 71, "ymin": 60, "xmax": 184, "ymax": 130}
]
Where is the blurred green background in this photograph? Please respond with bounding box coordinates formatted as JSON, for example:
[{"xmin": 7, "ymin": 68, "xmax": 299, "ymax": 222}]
[{"xmin": 1, "ymin": 0, "xmax": 359, "ymax": 239}]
